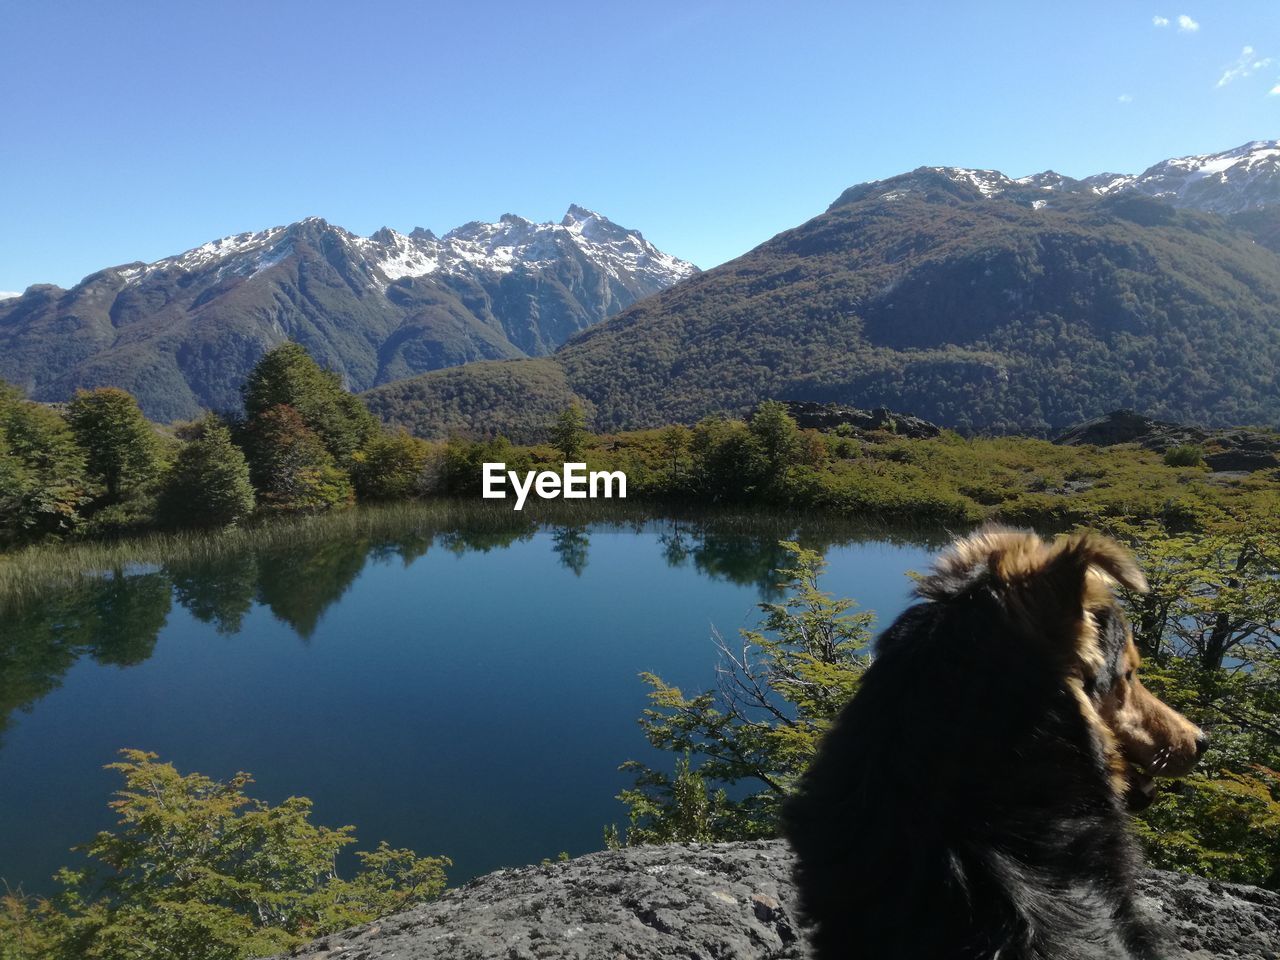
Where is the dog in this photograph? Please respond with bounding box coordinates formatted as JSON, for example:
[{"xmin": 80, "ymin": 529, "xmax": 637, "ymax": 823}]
[{"xmin": 782, "ymin": 526, "xmax": 1206, "ymax": 960}]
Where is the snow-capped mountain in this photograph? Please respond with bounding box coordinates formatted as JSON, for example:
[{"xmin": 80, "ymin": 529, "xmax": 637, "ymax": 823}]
[
  {"xmin": 1088, "ymin": 140, "xmax": 1280, "ymax": 214},
  {"xmin": 115, "ymin": 205, "xmax": 693, "ymax": 295},
  {"xmin": 0, "ymin": 208, "xmax": 696, "ymax": 420},
  {"xmin": 835, "ymin": 140, "xmax": 1280, "ymax": 216}
]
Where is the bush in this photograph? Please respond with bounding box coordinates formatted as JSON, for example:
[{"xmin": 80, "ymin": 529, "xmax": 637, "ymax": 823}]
[
  {"xmin": 0, "ymin": 750, "xmax": 450, "ymax": 960},
  {"xmin": 351, "ymin": 432, "xmax": 431, "ymax": 501},
  {"xmin": 1163, "ymin": 444, "xmax": 1205, "ymax": 468},
  {"xmin": 611, "ymin": 543, "xmax": 873, "ymax": 843},
  {"xmin": 158, "ymin": 417, "xmax": 256, "ymax": 529}
]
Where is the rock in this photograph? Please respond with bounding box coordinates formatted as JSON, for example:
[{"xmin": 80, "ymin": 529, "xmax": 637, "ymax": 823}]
[
  {"xmin": 1055, "ymin": 410, "xmax": 1280, "ymax": 472},
  {"xmin": 264, "ymin": 841, "xmax": 1280, "ymax": 960},
  {"xmin": 1054, "ymin": 410, "xmax": 1204, "ymax": 449},
  {"xmin": 1203, "ymin": 450, "xmax": 1280, "ymax": 472},
  {"xmin": 778, "ymin": 401, "xmax": 942, "ymax": 439}
]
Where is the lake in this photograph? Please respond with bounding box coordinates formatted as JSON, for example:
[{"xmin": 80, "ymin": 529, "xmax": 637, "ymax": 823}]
[{"xmin": 0, "ymin": 508, "xmax": 948, "ymax": 894}]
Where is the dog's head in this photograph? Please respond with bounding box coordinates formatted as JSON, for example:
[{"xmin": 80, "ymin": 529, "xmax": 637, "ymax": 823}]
[{"xmin": 917, "ymin": 526, "xmax": 1206, "ymax": 809}]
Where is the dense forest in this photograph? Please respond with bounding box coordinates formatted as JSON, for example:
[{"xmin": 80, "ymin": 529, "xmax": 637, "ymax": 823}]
[{"xmin": 365, "ymin": 184, "xmax": 1280, "ymax": 440}]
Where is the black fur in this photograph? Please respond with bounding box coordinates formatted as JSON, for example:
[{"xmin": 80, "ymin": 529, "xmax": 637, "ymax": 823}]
[{"xmin": 782, "ymin": 589, "xmax": 1159, "ymax": 959}]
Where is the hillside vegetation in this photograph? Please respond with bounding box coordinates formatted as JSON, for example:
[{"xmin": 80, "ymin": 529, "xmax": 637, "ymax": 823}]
[{"xmin": 366, "ymin": 183, "xmax": 1280, "ymax": 439}]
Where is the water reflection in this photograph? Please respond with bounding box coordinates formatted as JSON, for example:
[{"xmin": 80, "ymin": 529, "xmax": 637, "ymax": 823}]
[{"xmin": 0, "ymin": 513, "xmax": 947, "ymax": 742}]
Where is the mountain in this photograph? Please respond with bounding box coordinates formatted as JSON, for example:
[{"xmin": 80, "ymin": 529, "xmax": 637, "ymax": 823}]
[
  {"xmin": 366, "ymin": 141, "xmax": 1280, "ymax": 439},
  {"xmin": 0, "ymin": 207, "xmax": 696, "ymax": 421},
  {"xmin": 829, "ymin": 140, "xmax": 1280, "ymax": 216}
]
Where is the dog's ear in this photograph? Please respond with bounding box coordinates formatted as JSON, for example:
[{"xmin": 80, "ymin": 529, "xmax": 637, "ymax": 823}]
[
  {"xmin": 918, "ymin": 526, "xmax": 1147, "ymax": 672},
  {"xmin": 1060, "ymin": 531, "xmax": 1148, "ymax": 595}
]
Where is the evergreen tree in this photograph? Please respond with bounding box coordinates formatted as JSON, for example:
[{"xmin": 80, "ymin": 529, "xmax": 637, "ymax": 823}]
[
  {"xmin": 157, "ymin": 417, "xmax": 256, "ymax": 529},
  {"xmin": 66, "ymin": 388, "xmax": 161, "ymax": 501},
  {"xmin": 241, "ymin": 344, "xmax": 377, "ymax": 464}
]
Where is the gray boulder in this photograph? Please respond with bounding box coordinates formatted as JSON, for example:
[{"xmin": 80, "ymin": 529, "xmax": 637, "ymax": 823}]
[{"xmin": 266, "ymin": 840, "xmax": 1280, "ymax": 960}]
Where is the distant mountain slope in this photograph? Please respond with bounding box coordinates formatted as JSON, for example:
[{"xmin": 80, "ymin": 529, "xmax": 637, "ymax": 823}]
[
  {"xmin": 0, "ymin": 207, "xmax": 695, "ymax": 421},
  {"xmin": 368, "ymin": 142, "xmax": 1280, "ymax": 439}
]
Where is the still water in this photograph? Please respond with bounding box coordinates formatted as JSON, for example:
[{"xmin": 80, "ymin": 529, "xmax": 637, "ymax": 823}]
[{"xmin": 0, "ymin": 510, "xmax": 947, "ymax": 894}]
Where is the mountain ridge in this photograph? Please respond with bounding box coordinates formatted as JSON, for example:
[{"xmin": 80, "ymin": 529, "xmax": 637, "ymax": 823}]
[
  {"xmin": 366, "ymin": 140, "xmax": 1280, "ymax": 440},
  {"xmin": 0, "ymin": 208, "xmax": 696, "ymax": 421},
  {"xmin": 832, "ymin": 139, "xmax": 1280, "ymax": 214}
]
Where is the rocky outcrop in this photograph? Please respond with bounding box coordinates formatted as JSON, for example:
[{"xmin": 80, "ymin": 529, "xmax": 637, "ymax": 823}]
[
  {"xmin": 779, "ymin": 401, "xmax": 942, "ymax": 439},
  {"xmin": 266, "ymin": 840, "xmax": 1280, "ymax": 960},
  {"xmin": 1054, "ymin": 410, "xmax": 1280, "ymax": 472}
]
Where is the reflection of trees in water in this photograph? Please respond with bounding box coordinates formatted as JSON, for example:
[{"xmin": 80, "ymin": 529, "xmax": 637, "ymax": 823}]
[
  {"xmin": 552, "ymin": 527, "xmax": 590, "ymax": 577},
  {"xmin": 653, "ymin": 515, "xmax": 948, "ymax": 599},
  {"xmin": 0, "ymin": 511, "xmax": 943, "ymax": 741},
  {"xmin": 0, "ymin": 571, "xmax": 169, "ymax": 740},
  {"xmin": 170, "ymin": 557, "xmax": 258, "ymax": 635},
  {"xmin": 255, "ymin": 540, "xmax": 370, "ymax": 640}
]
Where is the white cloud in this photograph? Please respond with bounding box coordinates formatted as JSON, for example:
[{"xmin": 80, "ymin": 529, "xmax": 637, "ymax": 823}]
[
  {"xmin": 1117, "ymin": 93, "xmax": 1134, "ymax": 103},
  {"xmin": 1153, "ymin": 15, "xmax": 1170, "ymax": 27},
  {"xmin": 1270, "ymin": 82, "xmax": 1280, "ymax": 96},
  {"xmin": 1217, "ymin": 46, "xmax": 1273, "ymax": 86},
  {"xmin": 1177, "ymin": 14, "xmax": 1199, "ymax": 32},
  {"xmin": 0, "ymin": 291, "xmax": 21, "ymax": 301}
]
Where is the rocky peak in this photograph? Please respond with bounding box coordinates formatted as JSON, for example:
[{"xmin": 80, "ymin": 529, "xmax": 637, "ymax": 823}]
[{"xmin": 832, "ymin": 140, "xmax": 1280, "ymax": 216}]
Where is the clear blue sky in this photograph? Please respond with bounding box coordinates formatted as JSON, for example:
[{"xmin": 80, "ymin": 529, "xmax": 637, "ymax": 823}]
[{"xmin": 2, "ymin": 1, "xmax": 1277, "ymax": 292}]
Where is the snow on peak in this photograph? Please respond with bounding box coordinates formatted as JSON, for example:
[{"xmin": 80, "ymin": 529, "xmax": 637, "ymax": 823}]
[
  {"xmin": 1117, "ymin": 140, "xmax": 1280, "ymax": 212},
  {"xmin": 930, "ymin": 167, "xmax": 1016, "ymax": 197},
  {"xmin": 842, "ymin": 140, "xmax": 1280, "ymax": 216},
  {"xmin": 102, "ymin": 208, "xmax": 695, "ymax": 292}
]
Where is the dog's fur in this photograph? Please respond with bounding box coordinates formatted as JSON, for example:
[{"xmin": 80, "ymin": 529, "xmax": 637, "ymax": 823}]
[{"xmin": 782, "ymin": 526, "xmax": 1204, "ymax": 960}]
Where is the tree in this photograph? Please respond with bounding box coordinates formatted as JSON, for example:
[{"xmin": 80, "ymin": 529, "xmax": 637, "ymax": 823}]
[
  {"xmin": 157, "ymin": 417, "xmax": 256, "ymax": 528},
  {"xmin": 687, "ymin": 416, "xmax": 760, "ymax": 502},
  {"xmin": 241, "ymin": 344, "xmax": 377, "ymax": 464},
  {"xmin": 549, "ymin": 403, "xmax": 587, "ymax": 462},
  {"xmin": 612, "ymin": 543, "xmax": 873, "ymax": 843},
  {"xmin": 66, "ymin": 388, "xmax": 161, "ymax": 502},
  {"xmin": 657, "ymin": 425, "xmax": 691, "ymax": 491},
  {"xmin": 0, "ymin": 382, "xmax": 90, "ymax": 542},
  {"xmin": 243, "ymin": 405, "xmax": 353, "ymax": 513},
  {"xmin": 747, "ymin": 401, "xmax": 801, "ymax": 486},
  {"xmin": 350, "ymin": 431, "xmax": 431, "ymax": 501},
  {"xmin": 0, "ymin": 751, "xmax": 450, "ymax": 960}
]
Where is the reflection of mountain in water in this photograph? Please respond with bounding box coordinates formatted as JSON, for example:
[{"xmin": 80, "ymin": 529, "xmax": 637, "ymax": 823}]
[{"xmin": 0, "ymin": 513, "xmax": 943, "ymax": 740}]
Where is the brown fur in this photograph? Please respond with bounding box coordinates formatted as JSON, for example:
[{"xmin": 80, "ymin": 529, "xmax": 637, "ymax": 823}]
[{"xmin": 918, "ymin": 525, "xmax": 1201, "ymax": 802}]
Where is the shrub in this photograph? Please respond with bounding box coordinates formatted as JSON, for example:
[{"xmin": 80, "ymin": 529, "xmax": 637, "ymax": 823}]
[
  {"xmin": 1163, "ymin": 444, "xmax": 1205, "ymax": 468},
  {"xmin": 0, "ymin": 750, "xmax": 449, "ymax": 960},
  {"xmin": 158, "ymin": 417, "xmax": 256, "ymax": 528},
  {"xmin": 351, "ymin": 432, "xmax": 432, "ymax": 501}
]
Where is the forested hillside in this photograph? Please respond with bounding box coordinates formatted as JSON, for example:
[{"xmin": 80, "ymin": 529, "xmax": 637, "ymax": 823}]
[{"xmin": 367, "ymin": 175, "xmax": 1280, "ymax": 439}]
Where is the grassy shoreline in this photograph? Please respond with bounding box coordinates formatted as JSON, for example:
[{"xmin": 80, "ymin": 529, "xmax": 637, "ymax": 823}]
[
  {"xmin": 0, "ymin": 497, "xmax": 952, "ymax": 606},
  {"xmin": 4, "ymin": 427, "xmax": 1276, "ymax": 604}
]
